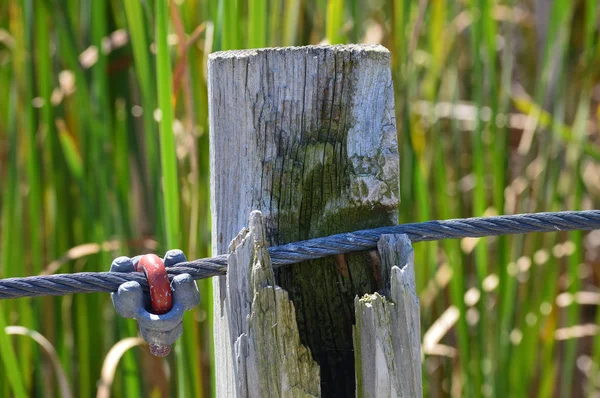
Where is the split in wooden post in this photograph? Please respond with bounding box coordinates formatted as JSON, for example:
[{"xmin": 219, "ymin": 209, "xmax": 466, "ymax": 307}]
[
  {"xmin": 225, "ymin": 210, "xmax": 320, "ymax": 397},
  {"xmin": 353, "ymin": 234, "xmax": 422, "ymax": 398}
]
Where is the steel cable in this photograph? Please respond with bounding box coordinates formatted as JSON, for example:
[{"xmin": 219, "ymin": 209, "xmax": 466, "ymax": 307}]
[{"xmin": 0, "ymin": 210, "xmax": 599, "ymax": 299}]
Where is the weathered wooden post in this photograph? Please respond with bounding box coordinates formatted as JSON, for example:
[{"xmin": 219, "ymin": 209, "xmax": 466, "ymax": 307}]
[{"xmin": 208, "ymin": 44, "xmax": 409, "ymax": 396}]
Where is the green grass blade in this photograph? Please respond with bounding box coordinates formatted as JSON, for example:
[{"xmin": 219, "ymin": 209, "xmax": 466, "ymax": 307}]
[
  {"xmin": 282, "ymin": 0, "xmax": 301, "ymax": 46},
  {"xmin": 268, "ymin": 0, "xmax": 282, "ymax": 46},
  {"xmin": 123, "ymin": 0, "xmax": 161, "ymax": 206},
  {"xmin": 0, "ymin": 72, "xmax": 27, "ymax": 398},
  {"xmin": 221, "ymin": 0, "xmax": 240, "ymax": 50},
  {"xmin": 155, "ymin": 0, "xmax": 181, "ymax": 255},
  {"xmin": 326, "ymin": 0, "xmax": 345, "ymax": 44},
  {"xmin": 22, "ymin": 0, "xmax": 42, "ymax": 278},
  {"xmin": 0, "ymin": 309, "xmax": 27, "ymax": 398},
  {"xmin": 155, "ymin": 2, "xmax": 187, "ymax": 397},
  {"xmin": 248, "ymin": 0, "xmax": 266, "ymax": 48},
  {"xmin": 57, "ymin": 125, "xmax": 84, "ymax": 182}
]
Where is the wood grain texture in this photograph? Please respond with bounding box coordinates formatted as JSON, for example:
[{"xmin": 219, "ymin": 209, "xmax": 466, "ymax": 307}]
[
  {"xmin": 225, "ymin": 211, "xmax": 320, "ymax": 397},
  {"xmin": 208, "ymin": 44, "xmax": 399, "ymax": 396},
  {"xmin": 353, "ymin": 234, "xmax": 422, "ymax": 398}
]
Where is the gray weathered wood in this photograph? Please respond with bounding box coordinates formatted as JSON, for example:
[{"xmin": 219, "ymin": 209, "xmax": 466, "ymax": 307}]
[
  {"xmin": 209, "ymin": 44, "xmax": 399, "ymax": 396},
  {"xmin": 353, "ymin": 234, "xmax": 422, "ymax": 398},
  {"xmin": 225, "ymin": 210, "xmax": 320, "ymax": 397}
]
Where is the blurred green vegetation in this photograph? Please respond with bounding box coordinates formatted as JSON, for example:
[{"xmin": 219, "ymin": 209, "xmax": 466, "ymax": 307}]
[{"xmin": 0, "ymin": 0, "xmax": 599, "ymax": 397}]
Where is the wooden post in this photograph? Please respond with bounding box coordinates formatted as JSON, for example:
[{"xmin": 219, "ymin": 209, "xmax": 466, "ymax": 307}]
[
  {"xmin": 209, "ymin": 44, "xmax": 399, "ymax": 396},
  {"xmin": 353, "ymin": 234, "xmax": 422, "ymax": 397}
]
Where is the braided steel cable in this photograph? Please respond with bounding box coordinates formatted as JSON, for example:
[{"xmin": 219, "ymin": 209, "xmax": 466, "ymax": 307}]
[{"xmin": 1, "ymin": 210, "xmax": 599, "ymax": 299}]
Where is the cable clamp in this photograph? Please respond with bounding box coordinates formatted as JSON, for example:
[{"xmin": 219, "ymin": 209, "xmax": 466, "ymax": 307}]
[{"xmin": 110, "ymin": 250, "xmax": 200, "ymax": 356}]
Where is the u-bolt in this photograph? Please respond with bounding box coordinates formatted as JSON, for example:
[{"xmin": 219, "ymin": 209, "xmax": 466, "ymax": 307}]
[{"xmin": 136, "ymin": 254, "xmax": 173, "ymax": 356}]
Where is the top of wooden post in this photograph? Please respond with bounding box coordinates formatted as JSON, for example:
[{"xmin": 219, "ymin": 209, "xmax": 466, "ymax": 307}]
[{"xmin": 209, "ymin": 43, "xmax": 390, "ymax": 60}]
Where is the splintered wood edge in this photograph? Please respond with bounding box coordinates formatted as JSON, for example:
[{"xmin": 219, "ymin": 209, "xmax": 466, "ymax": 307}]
[
  {"xmin": 227, "ymin": 211, "xmax": 320, "ymax": 397},
  {"xmin": 354, "ymin": 233, "xmax": 422, "ymax": 398}
]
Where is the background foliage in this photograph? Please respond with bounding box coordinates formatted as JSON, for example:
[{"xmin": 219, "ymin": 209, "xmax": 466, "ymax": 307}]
[{"xmin": 1, "ymin": 0, "xmax": 600, "ymax": 396}]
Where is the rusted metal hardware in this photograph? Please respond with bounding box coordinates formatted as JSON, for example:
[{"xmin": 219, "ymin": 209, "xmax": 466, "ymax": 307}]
[{"xmin": 110, "ymin": 250, "xmax": 200, "ymax": 357}]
